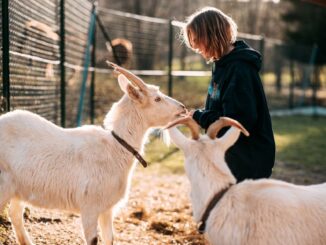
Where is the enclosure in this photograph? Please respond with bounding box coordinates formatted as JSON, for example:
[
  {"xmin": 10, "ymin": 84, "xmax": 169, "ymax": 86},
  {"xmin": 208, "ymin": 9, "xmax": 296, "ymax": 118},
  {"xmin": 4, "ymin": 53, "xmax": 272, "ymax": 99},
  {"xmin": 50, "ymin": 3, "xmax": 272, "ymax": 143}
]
[
  {"xmin": 1, "ymin": 0, "xmax": 326, "ymax": 244},
  {"xmin": 1, "ymin": 0, "xmax": 325, "ymax": 126}
]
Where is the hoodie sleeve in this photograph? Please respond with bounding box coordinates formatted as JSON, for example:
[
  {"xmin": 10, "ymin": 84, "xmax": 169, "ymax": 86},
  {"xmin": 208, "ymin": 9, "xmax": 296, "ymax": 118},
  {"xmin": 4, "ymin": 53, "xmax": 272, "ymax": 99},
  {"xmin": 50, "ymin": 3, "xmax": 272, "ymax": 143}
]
[
  {"xmin": 193, "ymin": 108, "xmax": 222, "ymax": 130},
  {"xmin": 193, "ymin": 64, "xmax": 258, "ymax": 132}
]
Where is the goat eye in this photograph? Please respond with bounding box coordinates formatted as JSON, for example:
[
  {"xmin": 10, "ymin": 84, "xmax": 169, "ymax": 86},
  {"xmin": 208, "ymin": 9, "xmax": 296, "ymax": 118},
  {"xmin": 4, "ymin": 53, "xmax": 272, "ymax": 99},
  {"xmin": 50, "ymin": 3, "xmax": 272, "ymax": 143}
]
[{"xmin": 154, "ymin": 97, "xmax": 161, "ymax": 102}]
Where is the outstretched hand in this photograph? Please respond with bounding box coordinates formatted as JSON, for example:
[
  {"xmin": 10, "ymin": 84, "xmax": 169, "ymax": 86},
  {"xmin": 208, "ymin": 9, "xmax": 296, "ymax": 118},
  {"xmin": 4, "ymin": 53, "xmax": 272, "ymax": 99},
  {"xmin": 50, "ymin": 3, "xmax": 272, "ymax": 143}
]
[
  {"xmin": 178, "ymin": 109, "xmax": 195, "ymax": 119},
  {"xmin": 187, "ymin": 109, "xmax": 195, "ymax": 118}
]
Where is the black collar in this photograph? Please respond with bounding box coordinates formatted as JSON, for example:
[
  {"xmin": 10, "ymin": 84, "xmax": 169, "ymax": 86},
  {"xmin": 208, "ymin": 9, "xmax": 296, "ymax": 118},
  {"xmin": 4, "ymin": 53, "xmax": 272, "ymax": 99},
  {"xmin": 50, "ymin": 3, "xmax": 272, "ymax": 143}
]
[
  {"xmin": 198, "ymin": 184, "xmax": 233, "ymax": 234},
  {"xmin": 111, "ymin": 131, "xmax": 148, "ymax": 168}
]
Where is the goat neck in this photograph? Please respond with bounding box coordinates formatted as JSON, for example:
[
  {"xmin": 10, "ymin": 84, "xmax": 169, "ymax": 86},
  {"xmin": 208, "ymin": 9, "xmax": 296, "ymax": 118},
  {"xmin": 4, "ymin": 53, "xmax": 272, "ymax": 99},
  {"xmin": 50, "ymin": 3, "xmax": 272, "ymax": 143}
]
[
  {"xmin": 187, "ymin": 150, "xmax": 236, "ymax": 222},
  {"xmin": 104, "ymin": 96, "xmax": 148, "ymax": 156}
]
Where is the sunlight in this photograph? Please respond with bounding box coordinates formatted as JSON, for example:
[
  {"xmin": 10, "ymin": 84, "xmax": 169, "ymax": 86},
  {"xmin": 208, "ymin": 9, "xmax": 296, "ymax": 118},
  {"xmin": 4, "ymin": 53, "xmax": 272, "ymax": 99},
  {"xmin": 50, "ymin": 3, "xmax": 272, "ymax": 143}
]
[
  {"xmin": 238, "ymin": 0, "xmax": 280, "ymax": 2},
  {"xmin": 264, "ymin": 0, "xmax": 280, "ymax": 3}
]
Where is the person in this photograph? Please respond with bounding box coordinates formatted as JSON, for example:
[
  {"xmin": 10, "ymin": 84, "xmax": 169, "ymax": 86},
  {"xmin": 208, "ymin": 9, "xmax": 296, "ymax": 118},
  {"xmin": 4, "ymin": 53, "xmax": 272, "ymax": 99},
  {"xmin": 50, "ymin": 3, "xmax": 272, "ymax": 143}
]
[{"xmin": 182, "ymin": 7, "xmax": 275, "ymax": 182}]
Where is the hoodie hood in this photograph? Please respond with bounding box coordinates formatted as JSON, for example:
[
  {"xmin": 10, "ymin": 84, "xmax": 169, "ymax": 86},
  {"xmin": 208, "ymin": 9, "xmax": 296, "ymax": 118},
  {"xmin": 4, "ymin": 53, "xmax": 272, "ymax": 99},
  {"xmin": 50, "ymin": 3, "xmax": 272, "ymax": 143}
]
[{"xmin": 214, "ymin": 40, "xmax": 262, "ymax": 71}]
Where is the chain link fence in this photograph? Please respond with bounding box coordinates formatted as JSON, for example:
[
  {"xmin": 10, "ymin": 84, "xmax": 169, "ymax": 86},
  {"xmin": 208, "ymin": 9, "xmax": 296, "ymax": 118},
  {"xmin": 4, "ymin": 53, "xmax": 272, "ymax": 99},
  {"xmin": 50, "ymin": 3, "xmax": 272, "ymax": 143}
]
[
  {"xmin": 2, "ymin": 2, "xmax": 325, "ymax": 127},
  {"xmin": 1, "ymin": 0, "xmax": 93, "ymax": 126}
]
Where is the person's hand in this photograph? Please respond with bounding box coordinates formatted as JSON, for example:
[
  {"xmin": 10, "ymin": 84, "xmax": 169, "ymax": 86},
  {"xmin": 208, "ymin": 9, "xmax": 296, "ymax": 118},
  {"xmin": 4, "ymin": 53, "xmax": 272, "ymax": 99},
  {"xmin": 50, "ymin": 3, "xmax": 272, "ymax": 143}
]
[
  {"xmin": 187, "ymin": 109, "xmax": 196, "ymax": 117},
  {"xmin": 179, "ymin": 109, "xmax": 195, "ymax": 119}
]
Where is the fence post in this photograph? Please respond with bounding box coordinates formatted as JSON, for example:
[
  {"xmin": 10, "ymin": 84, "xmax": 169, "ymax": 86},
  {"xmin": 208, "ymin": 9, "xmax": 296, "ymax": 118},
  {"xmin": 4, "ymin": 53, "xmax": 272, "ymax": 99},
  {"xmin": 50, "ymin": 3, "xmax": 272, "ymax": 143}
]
[
  {"xmin": 289, "ymin": 59, "xmax": 295, "ymax": 109},
  {"xmin": 76, "ymin": 4, "xmax": 96, "ymax": 126},
  {"xmin": 59, "ymin": 0, "xmax": 66, "ymax": 127},
  {"xmin": 259, "ymin": 36, "xmax": 265, "ymax": 80},
  {"xmin": 300, "ymin": 43, "xmax": 318, "ymax": 107},
  {"xmin": 2, "ymin": 0, "xmax": 10, "ymax": 112},
  {"xmin": 312, "ymin": 67, "xmax": 318, "ymax": 118},
  {"xmin": 167, "ymin": 20, "xmax": 173, "ymax": 97},
  {"xmin": 311, "ymin": 44, "xmax": 319, "ymax": 118},
  {"xmin": 90, "ymin": 17, "xmax": 96, "ymax": 124}
]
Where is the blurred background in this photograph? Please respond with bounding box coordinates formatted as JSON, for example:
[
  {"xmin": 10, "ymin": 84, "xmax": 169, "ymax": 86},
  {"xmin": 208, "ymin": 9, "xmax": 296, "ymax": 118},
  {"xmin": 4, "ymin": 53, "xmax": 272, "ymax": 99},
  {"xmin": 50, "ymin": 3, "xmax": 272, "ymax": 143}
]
[{"xmin": 1, "ymin": 0, "xmax": 325, "ymax": 180}]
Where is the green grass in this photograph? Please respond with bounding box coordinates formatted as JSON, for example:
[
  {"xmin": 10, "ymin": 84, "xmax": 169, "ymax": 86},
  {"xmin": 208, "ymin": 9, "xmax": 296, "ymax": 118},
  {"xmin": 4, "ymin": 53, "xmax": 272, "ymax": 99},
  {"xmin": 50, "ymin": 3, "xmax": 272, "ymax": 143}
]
[
  {"xmin": 144, "ymin": 116, "xmax": 326, "ymax": 174},
  {"xmin": 144, "ymin": 132, "xmax": 185, "ymax": 174},
  {"xmin": 272, "ymin": 116, "xmax": 326, "ymax": 169},
  {"xmin": 172, "ymin": 76, "xmax": 209, "ymax": 108}
]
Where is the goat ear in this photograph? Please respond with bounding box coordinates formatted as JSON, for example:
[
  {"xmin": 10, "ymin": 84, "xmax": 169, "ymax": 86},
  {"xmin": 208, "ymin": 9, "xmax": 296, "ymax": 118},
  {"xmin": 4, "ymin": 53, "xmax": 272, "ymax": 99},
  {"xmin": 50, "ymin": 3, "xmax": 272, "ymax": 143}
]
[
  {"xmin": 118, "ymin": 74, "xmax": 145, "ymax": 103},
  {"xmin": 118, "ymin": 74, "xmax": 130, "ymax": 93},
  {"xmin": 126, "ymin": 84, "xmax": 144, "ymax": 102}
]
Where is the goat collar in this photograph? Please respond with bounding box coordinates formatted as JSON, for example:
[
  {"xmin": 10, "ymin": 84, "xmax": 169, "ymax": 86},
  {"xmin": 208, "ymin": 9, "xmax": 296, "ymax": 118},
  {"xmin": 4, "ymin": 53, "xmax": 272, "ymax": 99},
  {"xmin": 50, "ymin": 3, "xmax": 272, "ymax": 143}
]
[
  {"xmin": 111, "ymin": 131, "xmax": 148, "ymax": 168},
  {"xmin": 198, "ymin": 183, "xmax": 234, "ymax": 234}
]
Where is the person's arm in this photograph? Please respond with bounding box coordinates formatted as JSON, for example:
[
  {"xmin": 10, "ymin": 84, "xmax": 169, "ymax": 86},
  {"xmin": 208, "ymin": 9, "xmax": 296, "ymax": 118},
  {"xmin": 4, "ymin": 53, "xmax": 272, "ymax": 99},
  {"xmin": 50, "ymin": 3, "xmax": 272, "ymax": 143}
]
[
  {"xmin": 193, "ymin": 109, "xmax": 222, "ymax": 130},
  {"xmin": 222, "ymin": 65, "xmax": 258, "ymax": 133},
  {"xmin": 193, "ymin": 65, "xmax": 258, "ymax": 132}
]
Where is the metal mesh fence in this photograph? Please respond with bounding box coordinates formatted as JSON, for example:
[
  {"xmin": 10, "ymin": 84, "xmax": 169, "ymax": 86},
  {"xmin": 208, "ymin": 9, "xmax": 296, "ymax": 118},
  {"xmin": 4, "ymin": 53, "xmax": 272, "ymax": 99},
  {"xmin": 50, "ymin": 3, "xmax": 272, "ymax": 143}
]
[
  {"xmin": 1, "ymin": 0, "xmax": 93, "ymax": 126},
  {"xmin": 262, "ymin": 39, "xmax": 324, "ymax": 110},
  {"xmin": 95, "ymin": 8, "xmax": 325, "ymax": 113},
  {"xmin": 64, "ymin": 0, "xmax": 92, "ymax": 127},
  {"xmin": 8, "ymin": 0, "xmax": 61, "ymax": 123},
  {"xmin": 97, "ymin": 8, "xmax": 170, "ymax": 71},
  {"xmin": 0, "ymin": 1, "xmax": 3, "ymax": 111},
  {"xmin": 93, "ymin": 9, "xmax": 174, "ymax": 123},
  {"xmin": 2, "ymin": 3, "xmax": 325, "ymax": 126}
]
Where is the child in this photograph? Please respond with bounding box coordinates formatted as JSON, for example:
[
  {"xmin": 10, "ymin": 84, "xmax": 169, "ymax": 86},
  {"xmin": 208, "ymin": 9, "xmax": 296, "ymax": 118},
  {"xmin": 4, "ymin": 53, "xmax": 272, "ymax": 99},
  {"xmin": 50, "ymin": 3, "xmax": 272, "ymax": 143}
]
[{"xmin": 182, "ymin": 7, "xmax": 275, "ymax": 182}]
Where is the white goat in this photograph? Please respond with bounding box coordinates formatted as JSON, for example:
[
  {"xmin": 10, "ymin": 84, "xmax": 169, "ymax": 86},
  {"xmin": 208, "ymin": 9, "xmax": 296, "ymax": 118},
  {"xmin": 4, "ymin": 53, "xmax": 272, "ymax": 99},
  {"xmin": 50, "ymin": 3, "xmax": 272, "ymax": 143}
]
[
  {"xmin": 166, "ymin": 116, "xmax": 326, "ymax": 245},
  {"xmin": 0, "ymin": 63, "xmax": 186, "ymax": 245}
]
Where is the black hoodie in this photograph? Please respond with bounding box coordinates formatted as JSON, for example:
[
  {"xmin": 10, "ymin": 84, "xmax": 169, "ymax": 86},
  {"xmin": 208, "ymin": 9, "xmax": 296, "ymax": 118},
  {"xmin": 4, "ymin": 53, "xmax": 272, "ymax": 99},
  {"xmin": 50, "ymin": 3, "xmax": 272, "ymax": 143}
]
[{"xmin": 193, "ymin": 40, "xmax": 275, "ymax": 182}]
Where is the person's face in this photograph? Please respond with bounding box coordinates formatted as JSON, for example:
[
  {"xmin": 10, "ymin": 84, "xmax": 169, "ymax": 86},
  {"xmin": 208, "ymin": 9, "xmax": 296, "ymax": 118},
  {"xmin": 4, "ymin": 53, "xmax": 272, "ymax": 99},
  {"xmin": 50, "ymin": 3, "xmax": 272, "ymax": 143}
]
[{"xmin": 188, "ymin": 29, "xmax": 211, "ymax": 60}]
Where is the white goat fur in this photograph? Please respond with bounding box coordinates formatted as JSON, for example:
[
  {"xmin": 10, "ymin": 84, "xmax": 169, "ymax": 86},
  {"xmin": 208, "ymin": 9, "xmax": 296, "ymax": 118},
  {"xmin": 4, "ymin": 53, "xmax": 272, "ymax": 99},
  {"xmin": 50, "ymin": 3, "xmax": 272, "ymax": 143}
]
[
  {"xmin": 168, "ymin": 125, "xmax": 326, "ymax": 245},
  {"xmin": 0, "ymin": 74, "xmax": 185, "ymax": 245}
]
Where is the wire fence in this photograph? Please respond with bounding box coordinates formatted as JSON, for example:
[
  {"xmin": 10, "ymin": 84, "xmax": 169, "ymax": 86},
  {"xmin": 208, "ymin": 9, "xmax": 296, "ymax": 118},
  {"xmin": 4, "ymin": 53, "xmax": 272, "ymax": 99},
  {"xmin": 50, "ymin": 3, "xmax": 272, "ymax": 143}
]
[
  {"xmin": 1, "ymin": 0, "xmax": 93, "ymax": 126},
  {"xmin": 1, "ymin": 0, "xmax": 61, "ymax": 123},
  {"xmin": 1, "ymin": 1, "xmax": 325, "ymax": 127}
]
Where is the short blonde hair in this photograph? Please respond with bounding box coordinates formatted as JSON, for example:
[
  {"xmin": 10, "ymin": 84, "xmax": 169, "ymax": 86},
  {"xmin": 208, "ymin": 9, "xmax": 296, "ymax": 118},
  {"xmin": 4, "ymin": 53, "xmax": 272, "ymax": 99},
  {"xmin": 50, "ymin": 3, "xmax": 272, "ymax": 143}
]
[{"xmin": 182, "ymin": 7, "xmax": 237, "ymax": 59}]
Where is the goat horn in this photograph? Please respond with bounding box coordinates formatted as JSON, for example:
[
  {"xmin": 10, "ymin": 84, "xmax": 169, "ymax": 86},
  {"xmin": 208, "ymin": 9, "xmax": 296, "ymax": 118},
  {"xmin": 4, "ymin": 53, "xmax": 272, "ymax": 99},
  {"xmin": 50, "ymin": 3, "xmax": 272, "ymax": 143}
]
[
  {"xmin": 106, "ymin": 61, "xmax": 147, "ymax": 91},
  {"xmin": 164, "ymin": 116, "xmax": 200, "ymax": 140},
  {"xmin": 207, "ymin": 117, "xmax": 249, "ymax": 139}
]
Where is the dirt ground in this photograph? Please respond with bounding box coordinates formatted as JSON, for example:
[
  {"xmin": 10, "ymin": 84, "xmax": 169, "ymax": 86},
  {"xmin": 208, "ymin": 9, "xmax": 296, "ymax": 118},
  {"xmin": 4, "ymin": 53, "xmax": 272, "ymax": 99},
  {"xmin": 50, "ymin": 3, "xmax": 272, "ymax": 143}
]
[{"xmin": 1, "ymin": 161, "xmax": 326, "ymax": 245}]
